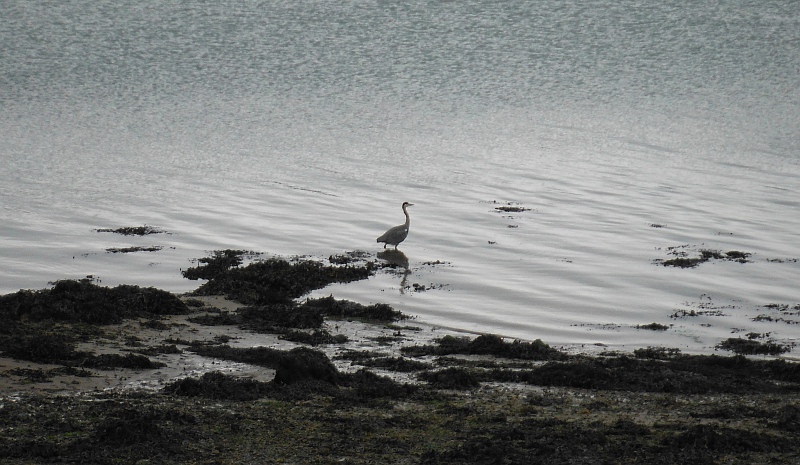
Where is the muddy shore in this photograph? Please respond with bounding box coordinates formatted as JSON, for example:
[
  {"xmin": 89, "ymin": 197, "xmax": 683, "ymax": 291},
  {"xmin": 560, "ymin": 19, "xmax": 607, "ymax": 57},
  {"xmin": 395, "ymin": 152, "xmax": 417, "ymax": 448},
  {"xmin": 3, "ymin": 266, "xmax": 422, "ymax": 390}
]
[{"xmin": 1, "ymin": 250, "xmax": 798, "ymax": 464}]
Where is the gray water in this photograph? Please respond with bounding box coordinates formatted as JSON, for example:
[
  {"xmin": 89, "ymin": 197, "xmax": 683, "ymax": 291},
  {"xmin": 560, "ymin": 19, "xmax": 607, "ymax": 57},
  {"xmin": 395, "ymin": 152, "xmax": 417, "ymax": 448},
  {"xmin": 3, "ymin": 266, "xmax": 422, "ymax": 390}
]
[{"xmin": 2, "ymin": 0, "xmax": 799, "ymax": 354}]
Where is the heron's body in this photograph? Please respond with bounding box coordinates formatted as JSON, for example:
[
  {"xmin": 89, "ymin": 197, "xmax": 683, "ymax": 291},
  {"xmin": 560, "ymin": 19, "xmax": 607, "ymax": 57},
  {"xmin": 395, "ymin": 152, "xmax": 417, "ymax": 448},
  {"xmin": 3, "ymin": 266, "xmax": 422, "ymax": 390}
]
[{"xmin": 377, "ymin": 202, "xmax": 413, "ymax": 249}]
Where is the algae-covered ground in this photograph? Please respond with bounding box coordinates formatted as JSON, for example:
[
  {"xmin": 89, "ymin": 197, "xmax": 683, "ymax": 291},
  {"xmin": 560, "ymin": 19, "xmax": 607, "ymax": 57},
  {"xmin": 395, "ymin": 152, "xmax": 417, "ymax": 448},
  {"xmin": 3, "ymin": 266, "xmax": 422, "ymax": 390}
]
[{"xmin": 1, "ymin": 250, "xmax": 798, "ymax": 464}]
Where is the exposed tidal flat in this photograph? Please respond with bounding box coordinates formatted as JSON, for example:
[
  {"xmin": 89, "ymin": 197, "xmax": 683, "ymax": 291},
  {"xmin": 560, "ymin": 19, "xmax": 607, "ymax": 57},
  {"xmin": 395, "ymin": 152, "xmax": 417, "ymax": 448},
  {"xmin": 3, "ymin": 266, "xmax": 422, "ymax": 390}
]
[{"xmin": 1, "ymin": 250, "xmax": 799, "ymax": 464}]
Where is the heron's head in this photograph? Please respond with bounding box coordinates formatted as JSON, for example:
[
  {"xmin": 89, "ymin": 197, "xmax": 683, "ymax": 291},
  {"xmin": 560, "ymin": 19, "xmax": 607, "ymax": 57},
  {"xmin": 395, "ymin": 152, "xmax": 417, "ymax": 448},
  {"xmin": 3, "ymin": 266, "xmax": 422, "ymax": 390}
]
[{"xmin": 402, "ymin": 202, "xmax": 414, "ymax": 207}]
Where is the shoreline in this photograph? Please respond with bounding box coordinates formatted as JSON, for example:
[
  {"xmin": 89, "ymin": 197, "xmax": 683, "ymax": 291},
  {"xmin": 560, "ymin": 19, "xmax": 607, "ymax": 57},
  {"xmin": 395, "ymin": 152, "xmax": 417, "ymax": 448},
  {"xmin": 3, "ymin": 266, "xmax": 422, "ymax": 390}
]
[{"xmin": 1, "ymin": 251, "xmax": 799, "ymax": 463}]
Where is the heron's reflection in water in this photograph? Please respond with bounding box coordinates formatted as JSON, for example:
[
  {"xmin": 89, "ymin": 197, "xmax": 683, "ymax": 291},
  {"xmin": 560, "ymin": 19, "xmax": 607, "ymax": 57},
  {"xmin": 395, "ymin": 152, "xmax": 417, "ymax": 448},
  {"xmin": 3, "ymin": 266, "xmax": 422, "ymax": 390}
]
[{"xmin": 377, "ymin": 249, "xmax": 411, "ymax": 293}]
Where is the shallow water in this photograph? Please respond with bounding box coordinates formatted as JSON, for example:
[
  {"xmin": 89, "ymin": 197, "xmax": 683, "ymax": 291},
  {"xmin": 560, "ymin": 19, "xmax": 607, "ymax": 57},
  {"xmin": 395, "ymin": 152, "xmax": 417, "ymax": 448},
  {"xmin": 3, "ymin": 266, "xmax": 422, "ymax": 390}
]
[{"xmin": 2, "ymin": 0, "xmax": 799, "ymax": 354}]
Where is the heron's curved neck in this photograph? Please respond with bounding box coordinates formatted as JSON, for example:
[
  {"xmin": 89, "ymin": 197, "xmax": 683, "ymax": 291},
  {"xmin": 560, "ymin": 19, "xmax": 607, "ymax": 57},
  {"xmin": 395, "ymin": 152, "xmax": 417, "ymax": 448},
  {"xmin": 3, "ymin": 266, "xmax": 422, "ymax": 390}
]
[{"xmin": 402, "ymin": 205, "xmax": 410, "ymax": 226}]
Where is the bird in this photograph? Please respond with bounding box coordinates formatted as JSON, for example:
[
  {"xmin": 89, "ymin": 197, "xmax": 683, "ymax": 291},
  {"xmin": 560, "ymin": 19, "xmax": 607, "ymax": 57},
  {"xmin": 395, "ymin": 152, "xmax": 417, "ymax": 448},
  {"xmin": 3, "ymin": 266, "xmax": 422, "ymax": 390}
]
[{"xmin": 377, "ymin": 202, "xmax": 414, "ymax": 249}]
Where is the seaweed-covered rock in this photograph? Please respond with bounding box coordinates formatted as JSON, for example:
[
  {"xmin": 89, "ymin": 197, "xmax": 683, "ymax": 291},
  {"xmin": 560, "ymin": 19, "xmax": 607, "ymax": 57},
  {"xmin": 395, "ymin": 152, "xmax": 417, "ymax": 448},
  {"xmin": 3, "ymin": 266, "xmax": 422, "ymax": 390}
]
[{"xmin": 273, "ymin": 347, "xmax": 339, "ymax": 385}]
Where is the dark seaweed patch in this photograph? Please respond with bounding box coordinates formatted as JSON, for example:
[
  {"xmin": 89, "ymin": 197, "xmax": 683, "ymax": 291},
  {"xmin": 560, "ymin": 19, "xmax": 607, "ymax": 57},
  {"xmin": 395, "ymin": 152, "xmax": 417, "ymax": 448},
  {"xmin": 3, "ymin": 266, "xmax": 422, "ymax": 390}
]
[
  {"xmin": 420, "ymin": 417, "xmax": 610, "ymax": 465},
  {"xmin": 637, "ymin": 322, "xmax": 670, "ymax": 331},
  {"xmin": 273, "ymin": 347, "xmax": 339, "ymax": 385},
  {"xmin": 0, "ymin": 280, "xmax": 185, "ymax": 365},
  {"xmin": 87, "ymin": 405, "xmax": 200, "ymax": 462},
  {"xmin": 418, "ymin": 367, "xmax": 481, "ymax": 389},
  {"xmin": 633, "ymin": 347, "xmax": 682, "ymax": 359},
  {"xmin": 773, "ymin": 404, "xmax": 800, "ymax": 432},
  {"xmin": 0, "ymin": 332, "xmax": 80, "ymax": 364},
  {"xmin": 488, "ymin": 200, "xmax": 531, "ymax": 214},
  {"xmin": 301, "ymin": 295, "xmax": 406, "ymax": 322},
  {"xmin": 238, "ymin": 304, "xmax": 324, "ymax": 331},
  {"xmin": 0, "ymin": 279, "xmax": 190, "ymax": 324},
  {"xmin": 188, "ymin": 311, "xmax": 241, "ymax": 326},
  {"xmin": 423, "ymin": 419, "xmax": 789, "ymax": 465},
  {"xmin": 188, "ymin": 344, "xmax": 285, "ymax": 369},
  {"xmin": 664, "ymin": 424, "xmax": 790, "ymax": 454},
  {"xmin": 136, "ymin": 344, "xmax": 182, "ymax": 356},
  {"xmin": 499, "ymin": 355, "xmax": 800, "ymax": 394},
  {"xmin": 724, "ymin": 250, "xmax": 751, "ymax": 261},
  {"xmin": 401, "ymin": 334, "xmax": 566, "ymax": 361},
  {"xmin": 95, "ymin": 225, "xmax": 165, "ymax": 236},
  {"xmin": 280, "ymin": 329, "xmax": 349, "ymax": 345},
  {"xmin": 0, "ymin": 331, "xmax": 163, "ymax": 368},
  {"xmin": 7, "ymin": 366, "xmax": 92, "ymax": 383},
  {"xmin": 338, "ymin": 369, "xmax": 420, "ymax": 400},
  {"xmin": 187, "ymin": 297, "xmax": 404, "ymax": 338},
  {"xmin": 182, "ymin": 298, "xmax": 206, "ymax": 308},
  {"xmin": 661, "ymin": 256, "xmax": 707, "ymax": 268},
  {"xmin": 418, "ymin": 351, "xmax": 800, "ymax": 394},
  {"xmin": 168, "ymin": 347, "xmax": 419, "ymax": 402},
  {"xmin": 328, "ymin": 250, "xmax": 371, "ymax": 265},
  {"xmin": 494, "ymin": 206, "xmax": 530, "ymax": 213},
  {"xmin": 105, "ymin": 246, "xmax": 163, "ymax": 253},
  {"xmin": 182, "ymin": 249, "xmax": 251, "ymax": 281},
  {"xmin": 354, "ymin": 356, "xmax": 433, "ymax": 372},
  {"xmin": 658, "ymin": 248, "xmax": 752, "ymax": 268},
  {"xmin": 164, "ymin": 371, "xmax": 273, "ymax": 401},
  {"xmin": 83, "ymin": 353, "xmax": 166, "ymax": 370},
  {"xmin": 187, "ymin": 298, "xmax": 400, "ymax": 345},
  {"xmin": 716, "ymin": 337, "xmax": 790, "ymax": 355},
  {"xmin": 184, "ymin": 250, "xmax": 375, "ymax": 304}
]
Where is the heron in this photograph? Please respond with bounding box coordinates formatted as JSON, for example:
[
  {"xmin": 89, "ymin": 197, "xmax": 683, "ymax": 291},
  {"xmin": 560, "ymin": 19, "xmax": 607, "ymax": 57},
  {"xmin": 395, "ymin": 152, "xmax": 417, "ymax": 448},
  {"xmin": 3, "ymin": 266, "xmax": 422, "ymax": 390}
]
[{"xmin": 377, "ymin": 202, "xmax": 413, "ymax": 249}]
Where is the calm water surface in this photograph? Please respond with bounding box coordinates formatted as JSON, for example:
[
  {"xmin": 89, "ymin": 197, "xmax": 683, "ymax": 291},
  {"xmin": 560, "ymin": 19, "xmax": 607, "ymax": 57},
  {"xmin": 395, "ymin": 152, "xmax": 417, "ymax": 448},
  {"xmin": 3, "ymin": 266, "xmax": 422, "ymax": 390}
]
[{"xmin": 2, "ymin": 0, "xmax": 799, "ymax": 354}]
